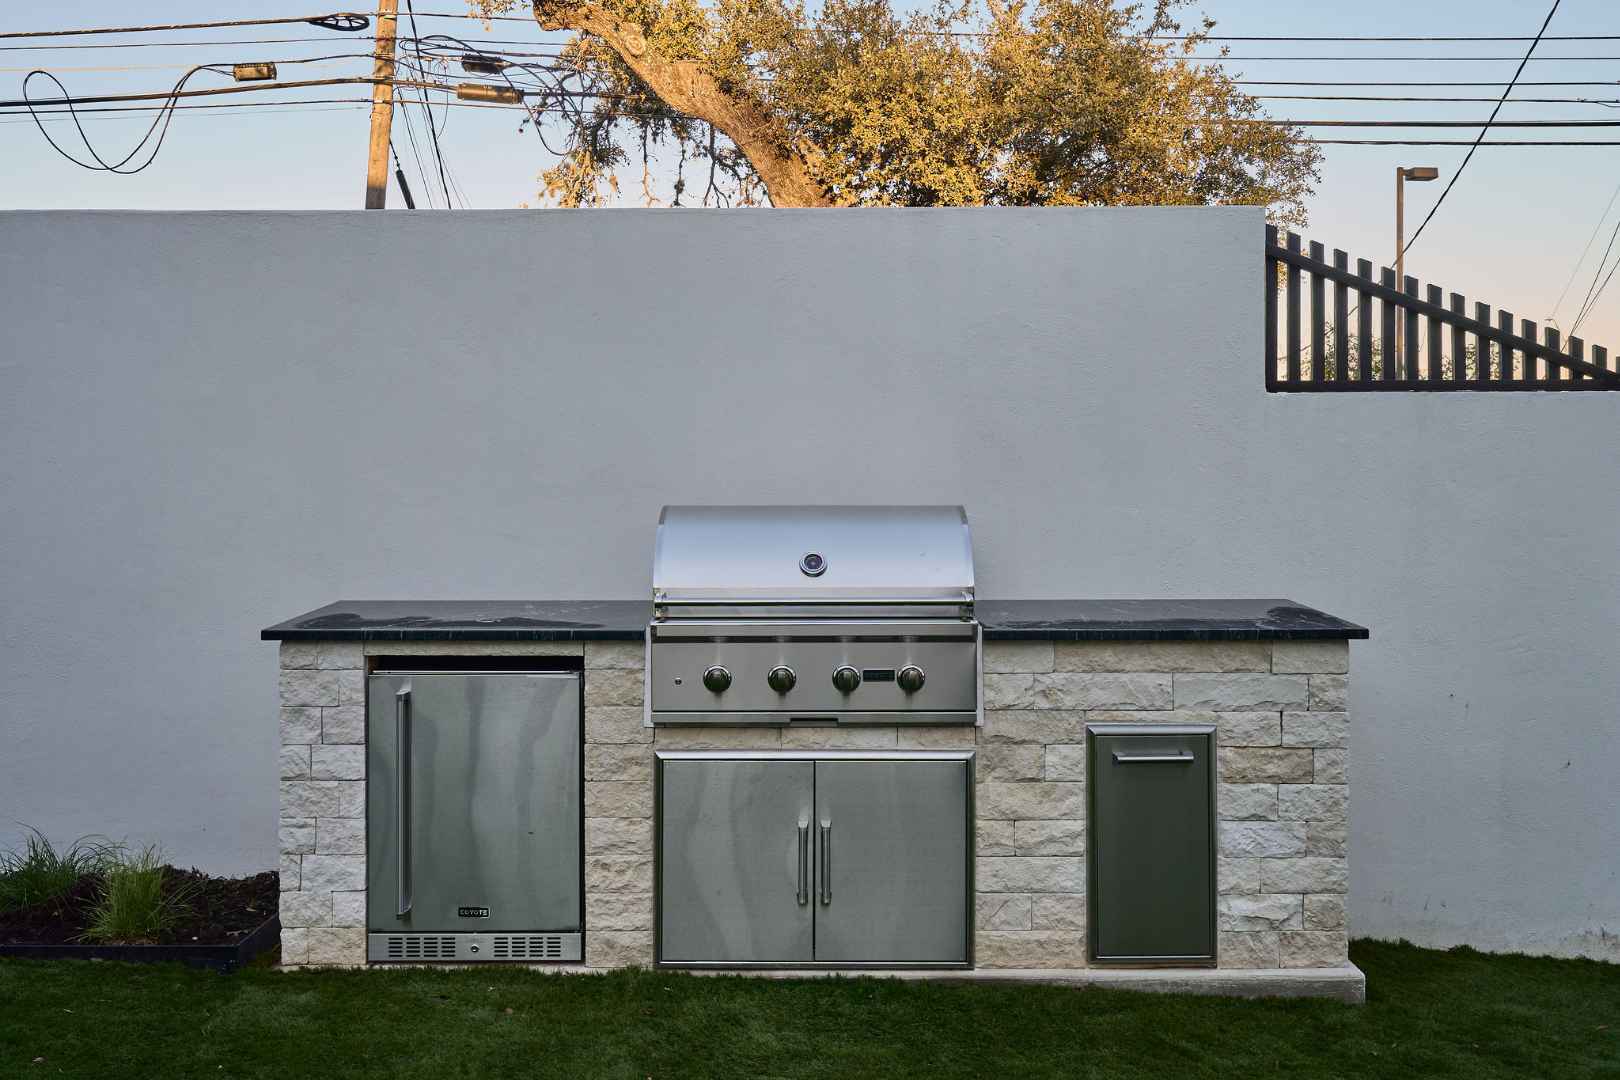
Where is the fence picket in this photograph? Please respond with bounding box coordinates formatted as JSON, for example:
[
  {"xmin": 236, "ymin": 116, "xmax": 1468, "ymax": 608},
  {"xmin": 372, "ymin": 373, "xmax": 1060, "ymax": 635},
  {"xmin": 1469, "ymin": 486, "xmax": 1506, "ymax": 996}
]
[
  {"xmin": 1499, "ymin": 309, "xmax": 1516, "ymax": 387},
  {"xmin": 1265, "ymin": 225, "xmax": 1278, "ymax": 389},
  {"xmin": 1426, "ymin": 285, "xmax": 1444, "ymax": 385},
  {"xmin": 1262, "ymin": 230, "xmax": 1618, "ymax": 392},
  {"xmin": 1333, "ymin": 250, "xmax": 1349, "ymax": 383},
  {"xmin": 1380, "ymin": 268, "xmax": 1398, "ymax": 382},
  {"xmin": 1521, "ymin": 319, "xmax": 1539, "ymax": 385},
  {"xmin": 1357, "ymin": 259, "xmax": 1374, "ymax": 382},
  {"xmin": 1287, "ymin": 232, "xmax": 1302, "ymax": 384},
  {"xmin": 1447, "ymin": 294, "xmax": 1466, "ymax": 384},
  {"xmin": 1404, "ymin": 277, "xmax": 1420, "ymax": 382},
  {"xmin": 1310, "ymin": 241, "xmax": 1326, "ymax": 384}
]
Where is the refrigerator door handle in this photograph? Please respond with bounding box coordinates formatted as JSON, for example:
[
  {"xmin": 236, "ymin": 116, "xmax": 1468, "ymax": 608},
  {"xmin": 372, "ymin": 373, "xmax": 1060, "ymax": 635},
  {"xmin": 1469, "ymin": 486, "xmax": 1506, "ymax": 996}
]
[
  {"xmin": 797, "ymin": 822, "xmax": 809, "ymax": 906},
  {"xmin": 395, "ymin": 687, "xmax": 412, "ymax": 918},
  {"xmin": 819, "ymin": 821, "xmax": 831, "ymax": 906}
]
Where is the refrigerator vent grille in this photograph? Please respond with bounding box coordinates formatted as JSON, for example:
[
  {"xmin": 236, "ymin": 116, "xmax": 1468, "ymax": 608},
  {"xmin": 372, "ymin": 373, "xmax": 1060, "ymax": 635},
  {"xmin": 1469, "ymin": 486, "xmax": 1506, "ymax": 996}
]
[
  {"xmin": 492, "ymin": 934, "xmax": 567, "ymax": 960},
  {"xmin": 384, "ymin": 935, "xmax": 457, "ymax": 961}
]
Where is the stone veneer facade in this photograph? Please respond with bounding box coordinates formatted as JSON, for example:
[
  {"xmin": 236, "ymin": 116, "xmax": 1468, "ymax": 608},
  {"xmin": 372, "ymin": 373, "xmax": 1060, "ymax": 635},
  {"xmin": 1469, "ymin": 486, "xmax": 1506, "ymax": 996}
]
[{"xmin": 277, "ymin": 637, "xmax": 1350, "ymax": 970}]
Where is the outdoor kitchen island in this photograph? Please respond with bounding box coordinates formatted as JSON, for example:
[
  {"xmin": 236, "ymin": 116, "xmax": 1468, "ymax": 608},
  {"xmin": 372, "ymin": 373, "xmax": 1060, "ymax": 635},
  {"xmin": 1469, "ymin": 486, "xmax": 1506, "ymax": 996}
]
[{"xmin": 264, "ymin": 592, "xmax": 1367, "ymax": 1002}]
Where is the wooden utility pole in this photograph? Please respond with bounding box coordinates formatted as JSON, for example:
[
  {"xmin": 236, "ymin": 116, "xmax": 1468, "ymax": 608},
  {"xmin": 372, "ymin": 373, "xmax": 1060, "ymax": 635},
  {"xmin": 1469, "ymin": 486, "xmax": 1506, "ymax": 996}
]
[{"xmin": 363, "ymin": 0, "xmax": 399, "ymax": 209}]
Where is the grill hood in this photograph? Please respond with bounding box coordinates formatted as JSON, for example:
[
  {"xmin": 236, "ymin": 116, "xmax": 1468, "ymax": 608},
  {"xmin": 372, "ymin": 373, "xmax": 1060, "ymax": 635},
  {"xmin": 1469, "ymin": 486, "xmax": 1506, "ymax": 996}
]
[{"xmin": 652, "ymin": 505, "xmax": 974, "ymax": 608}]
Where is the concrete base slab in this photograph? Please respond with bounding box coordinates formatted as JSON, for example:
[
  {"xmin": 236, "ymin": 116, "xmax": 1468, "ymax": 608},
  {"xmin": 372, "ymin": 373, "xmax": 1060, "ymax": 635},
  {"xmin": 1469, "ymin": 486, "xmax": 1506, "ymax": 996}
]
[{"xmin": 678, "ymin": 964, "xmax": 1368, "ymax": 1004}]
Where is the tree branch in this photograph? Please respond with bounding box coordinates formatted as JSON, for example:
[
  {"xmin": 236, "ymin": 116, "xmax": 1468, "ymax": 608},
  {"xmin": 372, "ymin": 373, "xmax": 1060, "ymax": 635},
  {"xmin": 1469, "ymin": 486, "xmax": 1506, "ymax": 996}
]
[{"xmin": 531, "ymin": 0, "xmax": 833, "ymax": 207}]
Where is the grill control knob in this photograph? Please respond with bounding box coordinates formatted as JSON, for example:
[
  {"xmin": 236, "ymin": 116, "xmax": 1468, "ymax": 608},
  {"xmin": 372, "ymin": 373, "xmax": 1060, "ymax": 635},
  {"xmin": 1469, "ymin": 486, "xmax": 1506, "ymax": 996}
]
[
  {"xmin": 767, "ymin": 666, "xmax": 797, "ymax": 693},
  {"xmin": 702, "ymin": 666, "xmax": 732, "ymax": 693},
  {"xmin": 897, "ymin": 665, "xmax": 926, "ymax": 694},
  {"xmin": 831, "ymin": 665, "xmax": 862, "ymax": 694}
]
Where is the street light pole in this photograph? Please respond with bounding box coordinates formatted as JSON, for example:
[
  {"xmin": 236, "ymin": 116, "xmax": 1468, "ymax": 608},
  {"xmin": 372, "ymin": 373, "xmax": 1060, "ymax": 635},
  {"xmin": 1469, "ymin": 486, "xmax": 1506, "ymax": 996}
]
[{"xmin": 1395, "ymin": 165, "xmax": 1439, "ymax": 376}]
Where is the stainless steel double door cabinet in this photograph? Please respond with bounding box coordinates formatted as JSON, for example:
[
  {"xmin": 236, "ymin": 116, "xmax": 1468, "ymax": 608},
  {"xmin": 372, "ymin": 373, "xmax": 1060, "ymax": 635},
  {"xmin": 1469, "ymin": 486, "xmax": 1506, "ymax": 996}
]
[
  {"xmin": 1087, "ymin": 725, "xmax": 1215, "ymax": 964},
  {"xmin": 367, "ymin": 672, "xmax": 582, "ymax": 959},
  {"xmin": 656, "ymin": 752, "xmax": 971, "ymax": 967}
]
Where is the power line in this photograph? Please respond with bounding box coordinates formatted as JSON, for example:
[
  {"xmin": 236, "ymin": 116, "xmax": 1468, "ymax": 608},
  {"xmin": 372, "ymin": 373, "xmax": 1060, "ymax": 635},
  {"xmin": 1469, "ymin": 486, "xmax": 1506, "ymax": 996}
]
[
  {"xmin": 1255, "ymin": 94, "xmax": 1620, "ymax": 104},
  {"xmin": 1572, "ymin": 257, "xmax": 1620, "ymax": 337},
  {"xmin": 1307, "ymin": 138, "xmax": 1620, "ymax": 145},
  {"xmin": 1403, "ymin": 0, "xmax": 1563, "ymax": 254},
  {"xmin": 0, "ymin": 13, "xmax": 370, "ymax": 39},
  {"xmin": 1253, "ymin": 119, "xmax": 1620, "ymax": 128},
  {"xmin": 24, "ymin": 70, "xmax": 1620, "ymax": 130},
  {"xmin": 1234, "ymin": 80, "xmax": 1620, "ymax": 87},
  {"xmin": 1571, "ymin": 215, "xmax": 1620, "ymax": 334},
  {"xmin": 402, "ymin": 0, "xmax": 452, "ymax": 207},
  {"xmin": 1188, "ymin": 54, "xmax": 1620, "ymax": 62},
  {"xmin": 1551, "ymin": 177, "xmax": 1620, "ymax": 325},
  {"xmin": 1152, "ymin": 34, "xmax": 1620, "ymax": 43},
  {"xmin": 0, "ymin": 102, "xmax": 371, "ymax": 126},
  {"xmin": 0, "ymin": 36, "xmax": 384, "ymax": 52}
]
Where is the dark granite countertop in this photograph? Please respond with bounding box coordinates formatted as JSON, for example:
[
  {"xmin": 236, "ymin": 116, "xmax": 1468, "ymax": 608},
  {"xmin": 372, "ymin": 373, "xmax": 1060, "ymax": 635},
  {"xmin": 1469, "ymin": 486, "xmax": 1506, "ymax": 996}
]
[{"xmin": 262, "ymin": 599, "xmax": 1366, "ymax": 642}]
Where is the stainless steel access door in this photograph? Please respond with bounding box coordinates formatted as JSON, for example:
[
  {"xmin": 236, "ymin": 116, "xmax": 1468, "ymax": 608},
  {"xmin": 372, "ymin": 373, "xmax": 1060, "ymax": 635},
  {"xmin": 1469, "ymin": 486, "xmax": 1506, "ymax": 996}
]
[
  {"xmin": 658, "ymin": 758, "xmax": 815, "ymax": 964},
  {"xmin": 813, "ymin": 759, "xmax": 970, "ymax": 965},
  {"xmin": 367, "ymin": 673, "xmax": 582, "ymax": 934},
  {"xmin": 1088, "ymin": 725, "xmax": 1215, "ymax": 964}
]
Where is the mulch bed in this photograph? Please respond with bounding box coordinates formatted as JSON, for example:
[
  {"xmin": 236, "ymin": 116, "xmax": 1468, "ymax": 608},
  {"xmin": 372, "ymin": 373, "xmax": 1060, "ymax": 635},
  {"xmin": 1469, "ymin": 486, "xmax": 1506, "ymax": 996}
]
[{"xmin": 0, "ymin": 868, "xmax": 277, "ymax": 946}]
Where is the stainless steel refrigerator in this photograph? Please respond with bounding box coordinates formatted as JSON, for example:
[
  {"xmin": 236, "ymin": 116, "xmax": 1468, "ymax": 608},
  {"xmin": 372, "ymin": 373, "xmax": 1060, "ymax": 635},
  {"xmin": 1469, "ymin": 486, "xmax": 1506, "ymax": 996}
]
[{"xmin": 366, "ymin": 669, "xmax": 583, "ymax": 962}]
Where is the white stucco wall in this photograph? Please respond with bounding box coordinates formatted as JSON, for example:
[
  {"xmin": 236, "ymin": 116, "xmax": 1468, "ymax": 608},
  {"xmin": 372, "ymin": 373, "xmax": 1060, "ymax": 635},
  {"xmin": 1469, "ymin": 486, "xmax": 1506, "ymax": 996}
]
[{"xmin": 1, "ymin": 207, "xmax": 1615, "ymax": 960}]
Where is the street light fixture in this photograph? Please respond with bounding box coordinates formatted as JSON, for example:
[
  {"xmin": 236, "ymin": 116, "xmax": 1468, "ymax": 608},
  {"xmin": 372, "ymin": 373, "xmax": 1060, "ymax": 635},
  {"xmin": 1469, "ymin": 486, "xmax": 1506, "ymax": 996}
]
[{"xmin": 1396, "ymin": 165, "xmax": 1440, "ymax": 375}]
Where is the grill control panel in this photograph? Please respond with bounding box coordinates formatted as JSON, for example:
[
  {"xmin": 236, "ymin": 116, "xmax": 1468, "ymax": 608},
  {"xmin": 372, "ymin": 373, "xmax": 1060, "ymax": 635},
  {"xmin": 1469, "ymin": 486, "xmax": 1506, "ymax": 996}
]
[{"xmin": 650, "ymin": 638, "xmax": 975, "ymax": 718}]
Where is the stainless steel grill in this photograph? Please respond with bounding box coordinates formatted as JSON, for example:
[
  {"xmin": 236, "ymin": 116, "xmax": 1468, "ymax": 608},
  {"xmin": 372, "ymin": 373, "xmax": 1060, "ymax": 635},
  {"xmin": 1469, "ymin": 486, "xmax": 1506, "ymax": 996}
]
[{"xmin": 646, "ymin": 506, "xmax": 982, "ymax": 726}]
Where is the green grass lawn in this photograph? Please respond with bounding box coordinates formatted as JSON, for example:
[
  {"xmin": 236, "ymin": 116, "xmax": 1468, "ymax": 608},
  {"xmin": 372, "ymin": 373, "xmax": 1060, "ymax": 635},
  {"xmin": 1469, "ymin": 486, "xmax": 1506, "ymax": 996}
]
[{"xmin": 1, "ymin": 940, "xmax": 1616, "ymax": 1079}]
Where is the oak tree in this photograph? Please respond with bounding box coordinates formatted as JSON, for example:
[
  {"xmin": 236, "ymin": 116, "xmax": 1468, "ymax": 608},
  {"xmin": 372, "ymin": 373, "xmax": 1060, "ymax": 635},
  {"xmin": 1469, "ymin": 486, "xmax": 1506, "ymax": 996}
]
[{"xmin": 467, "ymin": 0, "xmax": 1319, "ymax": 218}]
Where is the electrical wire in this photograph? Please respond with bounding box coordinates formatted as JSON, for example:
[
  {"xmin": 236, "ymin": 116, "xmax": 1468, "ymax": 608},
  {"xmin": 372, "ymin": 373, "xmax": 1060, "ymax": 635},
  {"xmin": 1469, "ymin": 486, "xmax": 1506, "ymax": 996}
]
[
  {"xmin": 1233, "ymin": 80, "xmax": 1620, "ymax": 87},
  {"xmin": 394, "ymin": 86, "xmax": 437, "ymax": 208},
  {"xmin": 402, "ymin": 0, "xmax": 453, "ymax": 206},
  {"xmin": 1305, "ymin": 138, "xmax": 1620, "ymax": 145},
  {"xmin": 0, "ymin": 13, "xmax": 369, "ymax": 39},
  {"xmin": 1571, "ymin": 258, "xmax": 1620, "ymax": 337},
  {"xmin": 1403, "ymin": 0, "xmax": 1563, "ymax": 254},
  {"xmin": 1150, "ymin": 34, "xmax": 1620, "ymax": 43},
  {"xmin": 0, "ymin": 36, "xmax": 383, "ymax": 52},
  {"xmin": 17, "ymin": 65, "xmax": 234, "ymax": 172},
  {"xmin": 1570, "ymin": 216, "xmax": 1620, "ymax": 335},
  {"xmin": 1252, "ymin": 94, "xmax": 1620, "ymax": 105},
  {"xmin": 1188, "ymin": 54, "xmax": 1620, "ymax": 62},
  {"xmin": 1550, "ymin": 176, "xmax": 1620, "ymax": 325}
]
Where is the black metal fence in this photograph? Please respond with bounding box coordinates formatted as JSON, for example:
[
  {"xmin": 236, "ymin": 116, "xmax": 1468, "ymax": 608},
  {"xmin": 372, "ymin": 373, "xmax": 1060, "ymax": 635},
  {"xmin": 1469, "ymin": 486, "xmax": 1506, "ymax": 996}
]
[{"xmin": 1265, "ymin": 225, "xmax": 1620, "ymax": 392}]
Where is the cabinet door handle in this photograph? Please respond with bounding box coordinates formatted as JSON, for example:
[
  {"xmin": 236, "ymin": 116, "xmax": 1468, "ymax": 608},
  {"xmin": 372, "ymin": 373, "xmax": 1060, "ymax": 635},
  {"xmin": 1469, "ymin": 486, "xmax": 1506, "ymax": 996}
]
[
  {"xmin": 1112, "ymin": 751, "xmax": 1194, "ymax": 764},
  {"xmin": 395, "ymin": 687, "xmax": 412, "ymax": 918},
  {"xmin": 797, "ymin": 823, "xmax": 809, "ymax": 906},
  {"xmin": 819, "ymin": 822, "xmax": 831, "ymax": 905}
]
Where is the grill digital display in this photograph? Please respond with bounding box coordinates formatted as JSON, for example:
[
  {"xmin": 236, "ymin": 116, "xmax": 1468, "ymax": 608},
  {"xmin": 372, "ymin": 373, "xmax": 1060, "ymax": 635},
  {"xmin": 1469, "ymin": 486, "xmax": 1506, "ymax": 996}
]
[{"xmin": 862, "ymin": 668, "xmax": 896, "ymax": 682}]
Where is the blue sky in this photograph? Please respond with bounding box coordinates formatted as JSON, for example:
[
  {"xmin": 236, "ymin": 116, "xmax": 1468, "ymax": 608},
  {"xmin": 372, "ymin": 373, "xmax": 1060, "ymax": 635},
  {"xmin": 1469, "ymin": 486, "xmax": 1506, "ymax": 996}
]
[{"xmin": 3, "ymin": 0, "xmax": 1617, "ymax": 345}]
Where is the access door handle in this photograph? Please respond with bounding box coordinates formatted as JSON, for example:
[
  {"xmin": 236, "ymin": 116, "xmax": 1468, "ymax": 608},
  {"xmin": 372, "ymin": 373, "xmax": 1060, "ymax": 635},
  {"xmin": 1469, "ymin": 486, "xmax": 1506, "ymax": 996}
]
[
  {"xmin": 796, "ymin": 823, "xmax": 809, "ymax": 906},
  {"xmin": 818, "ymin": 822, "xmax": 831, "ymax": 905},
  {"xmin": 1112, "ymin": 751, "xmax": 1194, "ymax": 764},
  {"xmin": 395, "ymin": 687, "xmax": 412, "ymax": 918}
]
